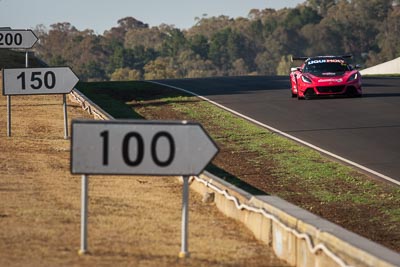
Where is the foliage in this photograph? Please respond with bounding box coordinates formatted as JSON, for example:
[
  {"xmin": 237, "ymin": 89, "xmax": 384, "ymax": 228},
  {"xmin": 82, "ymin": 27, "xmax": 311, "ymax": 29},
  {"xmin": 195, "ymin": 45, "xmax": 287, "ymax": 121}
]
[
  {"xmin": 110, "ymin": 68, "xmax": 142, "ymax": 81},
  {"xmin": 32, "ymin": 1, "xmax": 400, "ymax": 81}
]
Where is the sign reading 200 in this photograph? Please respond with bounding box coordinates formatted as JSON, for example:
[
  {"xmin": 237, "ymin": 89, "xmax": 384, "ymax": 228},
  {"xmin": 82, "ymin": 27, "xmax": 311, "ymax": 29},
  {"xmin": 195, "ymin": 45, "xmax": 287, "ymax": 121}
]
[{"xmin": 0, "ymin": 32, "xmax": 22, "ymax": 46}]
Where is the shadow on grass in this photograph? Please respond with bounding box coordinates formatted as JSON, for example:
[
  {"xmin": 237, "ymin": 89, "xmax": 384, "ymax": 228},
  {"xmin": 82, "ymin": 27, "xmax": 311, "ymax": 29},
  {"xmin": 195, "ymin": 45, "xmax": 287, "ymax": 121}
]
[
  {"xmin": 77, "ymin": 82, "xmax": 143, "ymax": 119},
  {"xmin": 76, "ymin": 81, "xmax": 193, "ymax": 119},
  {"xmin": 206, "ymin": 164, "xmax": 267, "ymax": 196},
  {"xmin": 77, "ymin": 81, "xmax": 190, "ymax": 102}
]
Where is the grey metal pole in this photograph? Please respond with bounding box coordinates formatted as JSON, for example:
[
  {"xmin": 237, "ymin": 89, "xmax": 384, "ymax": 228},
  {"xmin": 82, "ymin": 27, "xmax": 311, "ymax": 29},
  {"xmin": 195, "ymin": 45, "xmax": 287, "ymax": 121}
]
[
  {"xmin": 25, "ymin": 51, "xmax": 29, "ymax": 67},
  {"xmin": 7, "ymin": 96, "xmax": 11, "ymax": 137},
  {"xmin": 179, "ymin": 176, "xmax": 190, "ymax": 258},
  {"xmin": 79, "ymin": 174, "xmax": 89, "ymax": 255},
  {"xmin": 63, "ymin": 94, "xmax": 69, "ymax": 139}
]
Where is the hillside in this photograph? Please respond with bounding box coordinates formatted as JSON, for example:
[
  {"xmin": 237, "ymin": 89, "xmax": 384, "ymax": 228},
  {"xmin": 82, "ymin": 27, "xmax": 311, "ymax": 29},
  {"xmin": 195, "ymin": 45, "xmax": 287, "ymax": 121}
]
[{"xmin": 28, "ymin": 1, "xmax": 400, "ymax": 81}]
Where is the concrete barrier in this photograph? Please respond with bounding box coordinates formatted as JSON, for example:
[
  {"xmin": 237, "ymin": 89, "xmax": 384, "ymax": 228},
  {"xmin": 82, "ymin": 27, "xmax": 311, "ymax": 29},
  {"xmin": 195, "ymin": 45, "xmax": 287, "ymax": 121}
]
[
  {"xmin": 192, "ymin": 172, "xmax": 400, "ymax": 267},
  {"xmin": 70, "ymin": 88, "xmax": 400, "ymax": 267},
  {"xmin": 360, "ymin": 57, "xmax": 400, "ymax": 75}
]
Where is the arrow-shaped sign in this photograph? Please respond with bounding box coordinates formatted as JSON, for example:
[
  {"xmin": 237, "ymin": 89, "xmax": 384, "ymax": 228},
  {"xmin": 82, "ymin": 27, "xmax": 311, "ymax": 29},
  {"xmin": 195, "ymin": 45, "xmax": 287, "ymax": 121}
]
[
  {"xmin": 71, "ymin": 120, "xmax": 219, "ymax": 176},
  {"xmin": 2, "ymin": 67, "xmax": 79, "ymax": 95},
  {"xmin": 0, "ymin": 29, "xmax": 38, "ymax": 49}
]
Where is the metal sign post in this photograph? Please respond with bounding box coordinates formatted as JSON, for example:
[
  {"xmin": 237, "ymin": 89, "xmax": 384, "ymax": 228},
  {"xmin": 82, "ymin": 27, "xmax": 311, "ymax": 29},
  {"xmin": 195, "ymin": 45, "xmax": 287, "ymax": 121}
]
[
  {"xmin": 1, "ymin": 29, "xmax": 76, "ymax": 139},
  {"xmin": 6, "ymin": 95, "xmax": 11, "ymax": 137},
  {"xmin": 63, "ymin": 94, "xmax": 69, "ymax": 139},
  {"xmin": 71, "ymin": 119, "xmax": 219, "ymax": 256},
  {"xmin": 1, "ymin": 28, "xmax": 38, "ymax": 137},
  {"xmin": 5, "ymin": 50, "xmax": 29, "ymax": 137},
  {"xmin": 79, "ymin": 174, "xmax": 89, "ymax": 255},
  {"xmin": 179, "ymin": 175, "xmax": 190, "ymax": 258}
]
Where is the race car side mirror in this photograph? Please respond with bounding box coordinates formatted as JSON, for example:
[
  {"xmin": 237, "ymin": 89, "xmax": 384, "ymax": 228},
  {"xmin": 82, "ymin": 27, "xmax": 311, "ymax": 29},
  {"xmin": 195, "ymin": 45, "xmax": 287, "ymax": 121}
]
[{"xmin": 291, "ymin": 67, "xmax": 301, "ymax": 72}]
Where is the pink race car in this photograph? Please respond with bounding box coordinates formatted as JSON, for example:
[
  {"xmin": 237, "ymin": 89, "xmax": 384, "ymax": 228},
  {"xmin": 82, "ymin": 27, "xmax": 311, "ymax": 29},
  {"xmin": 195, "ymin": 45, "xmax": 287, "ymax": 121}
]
[{"xmin": 290, "ymin": 55, "xmax": 362, "ymax": 100}]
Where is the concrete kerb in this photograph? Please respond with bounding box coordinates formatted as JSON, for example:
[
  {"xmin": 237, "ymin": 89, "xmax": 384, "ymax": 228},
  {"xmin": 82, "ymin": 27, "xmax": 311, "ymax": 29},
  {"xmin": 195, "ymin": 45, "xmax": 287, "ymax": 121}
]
[
  {"xmin": 69, "ymin": 88, "xmax": 400, "ymax": 267},
  {"xmin": 194, "ymin": 173, "xmax": 400, "ymax": 267},
  {"xmin": 69, "ymin": 89, "xmax": 113, "ymax": 121}
]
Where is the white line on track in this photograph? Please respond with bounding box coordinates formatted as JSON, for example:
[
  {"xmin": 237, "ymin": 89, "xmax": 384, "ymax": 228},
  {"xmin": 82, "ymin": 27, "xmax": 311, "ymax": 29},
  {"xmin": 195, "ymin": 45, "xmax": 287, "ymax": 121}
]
[{"xmin": 150, "ymin": 81, "xmax": 400, "ymax": 186}]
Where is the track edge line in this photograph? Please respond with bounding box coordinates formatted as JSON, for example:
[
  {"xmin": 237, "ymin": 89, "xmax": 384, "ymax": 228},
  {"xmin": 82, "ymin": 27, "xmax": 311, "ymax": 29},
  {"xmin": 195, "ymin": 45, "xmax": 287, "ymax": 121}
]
[{"xmin": 149, "ymin": 80, "xmax": 400, "ymax": 186}]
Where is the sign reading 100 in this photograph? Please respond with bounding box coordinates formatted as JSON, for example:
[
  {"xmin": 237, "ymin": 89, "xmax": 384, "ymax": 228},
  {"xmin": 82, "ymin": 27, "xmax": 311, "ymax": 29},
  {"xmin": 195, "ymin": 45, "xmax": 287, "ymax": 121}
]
[
  {"xmin": 100, "ymin": 130, "xmax": 176, "ymax": 167},
  {"xmin": 71, "ymin": 120, "xmax": 219, "ymax": 176}
]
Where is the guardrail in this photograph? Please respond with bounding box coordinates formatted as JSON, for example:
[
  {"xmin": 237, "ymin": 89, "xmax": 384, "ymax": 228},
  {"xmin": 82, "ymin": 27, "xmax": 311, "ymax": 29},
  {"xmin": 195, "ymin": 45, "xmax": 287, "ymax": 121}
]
[{"xmin": 69, "ymin": 88, "xmax": 400, "ymax": 267}]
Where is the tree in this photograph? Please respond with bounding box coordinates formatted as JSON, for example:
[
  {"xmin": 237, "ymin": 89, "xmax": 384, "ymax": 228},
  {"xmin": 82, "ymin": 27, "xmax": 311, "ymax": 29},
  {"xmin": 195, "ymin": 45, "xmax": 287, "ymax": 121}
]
[
  {"xmin": 161, "ymin": 28, "xmax": 188, "ymax": 57},
  {"xmin": 82, "ymin": 61, "xmax": 106, "ymax": 81},
  {"xmin": 276, "ymin": 55, "xmax": 293, "ymax": 75},
  {"xmin": 306, "ymin": 0, "xmax": 337, "ymax": 16},
  {"xmin": 111, "ymin": 68, "xmax": 142, "ymax": 81},
  {"xmin": 144, "ymin": 57, "xmax": 180, "ymax": 80},
  {"xmin": 32, "ymin": 3, "xmax": 400, "ymax": 81},
  {"xmin": 208, "ymin": 28, "xmax": 248, "ymax": 72},
  {"xmin": 125, "ymin": 27, "xmax": 165, "ymax": 51},
  {"xmin": 230, "ymin": 58, "xmax": 249, "ymax": 76},
  {"xmin": 255, "ymin": 51, "xmax": 277, "ymax": 75},
  {"xmin": 104, "ymin": 17, "xmax": 149, "ymax": 43},
  {"xmin": 189, "ymin": 34, "xmax": 209, "ymax": 59},
  {"xmin": 371, "ymin": 5, "xmax": 400, "ymax": 64},
  {"xmin": 177, "ymin": 50, "xmax": 218, "ymax": 78},
  {"xmin": 187, "ymin": 15, "xmax": 233, "ymax": 39}
]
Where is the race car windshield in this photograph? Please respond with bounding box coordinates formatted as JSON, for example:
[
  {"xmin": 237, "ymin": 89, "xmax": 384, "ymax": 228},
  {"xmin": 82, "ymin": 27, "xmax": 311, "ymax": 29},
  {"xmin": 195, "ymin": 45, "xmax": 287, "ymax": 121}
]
[{"xmin": 304, "ymin": 61, "xmax": 350, "ymax": 76}]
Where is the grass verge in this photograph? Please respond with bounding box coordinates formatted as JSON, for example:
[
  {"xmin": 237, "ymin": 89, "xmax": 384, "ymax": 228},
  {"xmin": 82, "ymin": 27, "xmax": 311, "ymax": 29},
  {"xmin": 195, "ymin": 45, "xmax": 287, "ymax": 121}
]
[{"xmin": 77, "ymin": 80, "xmax": 400, "ymax": 251}]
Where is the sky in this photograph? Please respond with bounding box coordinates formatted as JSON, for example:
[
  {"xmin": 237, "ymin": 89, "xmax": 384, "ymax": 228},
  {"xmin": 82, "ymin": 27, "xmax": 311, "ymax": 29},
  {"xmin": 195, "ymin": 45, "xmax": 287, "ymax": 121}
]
[{"xmin": 0, "ymin": 0, "xmax": 305, "ymax": 34}]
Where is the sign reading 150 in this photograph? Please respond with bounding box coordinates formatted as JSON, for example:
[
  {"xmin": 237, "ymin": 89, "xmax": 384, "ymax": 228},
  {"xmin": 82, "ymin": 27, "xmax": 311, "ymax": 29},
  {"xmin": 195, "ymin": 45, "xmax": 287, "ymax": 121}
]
[
  {"xmin": 3, "ymin": 67, "xmax": 79, "ymax": 96},
  {"xmin": 17, "ymin": 71, "xmax": 56, "ymax": 90},
  {"xmin": 100, "ymin": 130, "xmax": 176, "ymax": 167}
]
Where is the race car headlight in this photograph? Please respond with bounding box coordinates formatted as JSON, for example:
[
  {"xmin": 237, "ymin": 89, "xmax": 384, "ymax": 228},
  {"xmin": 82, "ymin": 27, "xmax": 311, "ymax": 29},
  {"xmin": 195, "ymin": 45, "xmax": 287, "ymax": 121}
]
[
  {"xmin": 301, "ymin": 75, "xmax": 312, "ymax": 84},
  {"xmin": 348, "ymin": 73, "xmax": 358, "ymax": 82}
]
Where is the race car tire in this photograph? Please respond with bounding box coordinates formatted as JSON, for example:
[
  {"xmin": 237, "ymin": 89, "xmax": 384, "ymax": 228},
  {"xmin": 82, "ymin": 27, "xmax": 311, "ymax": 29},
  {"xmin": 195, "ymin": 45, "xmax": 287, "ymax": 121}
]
[
  {"xmin": 304, "ymin": 89, "xmax": 315, "ymax": 100},
  {"xmin": 346, "ymin": 87, "xmax": 362, "ymax": 98}
]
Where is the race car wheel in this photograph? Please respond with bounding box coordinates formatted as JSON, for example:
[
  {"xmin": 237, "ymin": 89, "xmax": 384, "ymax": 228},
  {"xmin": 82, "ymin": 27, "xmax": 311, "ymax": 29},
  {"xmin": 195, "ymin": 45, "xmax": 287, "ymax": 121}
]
[
  {"xmin": 346, "ymin": 86, "xmax": 360, "ymax": 98},
  {"xmin": 304, "ymin": 89, "xmax": 315, "ymax": 100}
]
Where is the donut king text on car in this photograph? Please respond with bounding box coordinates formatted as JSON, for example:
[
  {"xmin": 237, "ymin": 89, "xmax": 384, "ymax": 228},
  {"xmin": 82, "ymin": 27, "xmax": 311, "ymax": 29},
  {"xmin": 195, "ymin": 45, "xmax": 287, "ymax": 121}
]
[{"xmin": 308, "ymin": 59, "xmax": 346, "ymax": 65}]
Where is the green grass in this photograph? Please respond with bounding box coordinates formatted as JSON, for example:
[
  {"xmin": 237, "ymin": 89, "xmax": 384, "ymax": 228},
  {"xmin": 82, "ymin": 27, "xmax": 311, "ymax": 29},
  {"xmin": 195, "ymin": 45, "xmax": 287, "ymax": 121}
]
[
  {"xmin": 76, "ymin": 80, "xmax": 400, "ymax": 228},
  {"xmin": 168, "ymin": 96, "xmax": 395, "ymax": 199}
]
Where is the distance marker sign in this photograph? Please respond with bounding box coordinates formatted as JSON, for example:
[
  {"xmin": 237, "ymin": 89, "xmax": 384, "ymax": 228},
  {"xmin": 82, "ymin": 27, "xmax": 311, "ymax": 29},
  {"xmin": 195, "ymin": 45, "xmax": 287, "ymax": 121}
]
[
  {"xmin": 0, "ymin": 29, "xmax": 38, "ymax": 49},
  {"xmin": 2, "ymin": 67, "xmax": 79, "ymax": 95},
  {"xmin": 71, "ymin": 120, "xmax": 219, "ymax": 176}
]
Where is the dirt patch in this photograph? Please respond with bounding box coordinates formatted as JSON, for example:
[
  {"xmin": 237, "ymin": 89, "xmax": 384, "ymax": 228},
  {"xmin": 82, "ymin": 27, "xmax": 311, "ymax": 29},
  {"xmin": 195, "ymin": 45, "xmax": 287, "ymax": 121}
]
[{"xmin": 0, "ymin": 93, "xmax": 288, "ymax": 266}]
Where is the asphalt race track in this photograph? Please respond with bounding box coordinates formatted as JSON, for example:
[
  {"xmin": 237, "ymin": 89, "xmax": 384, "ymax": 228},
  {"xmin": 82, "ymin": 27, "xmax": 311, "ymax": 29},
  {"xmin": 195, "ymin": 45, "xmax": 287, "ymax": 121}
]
[{"xmin": 157, "ymin": 76, "xmax": 400, "ymax": 184}]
